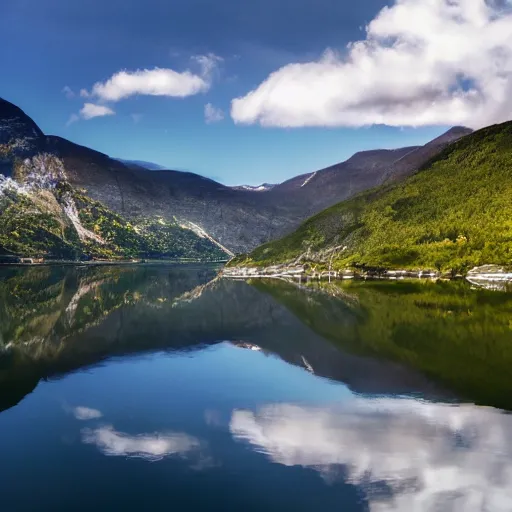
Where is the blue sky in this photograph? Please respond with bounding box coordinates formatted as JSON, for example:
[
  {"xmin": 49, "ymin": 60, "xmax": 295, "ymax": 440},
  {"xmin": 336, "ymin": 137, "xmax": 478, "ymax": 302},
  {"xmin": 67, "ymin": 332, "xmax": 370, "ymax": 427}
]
[{"xmin": 2, "ymin": 0, "xmax": 510, "ymax": 185}]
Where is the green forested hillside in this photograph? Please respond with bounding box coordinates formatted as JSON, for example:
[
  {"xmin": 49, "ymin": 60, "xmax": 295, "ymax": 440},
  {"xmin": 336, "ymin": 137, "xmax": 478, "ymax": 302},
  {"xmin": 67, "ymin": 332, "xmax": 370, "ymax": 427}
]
[
  {"xmin": 0, "ymin": 182, "xmax": 227, "ymax": 261},
  {"xmin": 234, "ymin": 121, "xmax": 512, "ymax": 273}
]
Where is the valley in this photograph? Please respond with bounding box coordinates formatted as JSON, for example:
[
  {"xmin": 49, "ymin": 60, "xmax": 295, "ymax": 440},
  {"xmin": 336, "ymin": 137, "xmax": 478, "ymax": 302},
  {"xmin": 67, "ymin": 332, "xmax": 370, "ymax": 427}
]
[
  {"xmin": 0, "ymin": 97, "xmax": 472, "ymax": 260},
  {"xmin": 3, "ymin": 1, "xmax": 512, "ymax": 510}
]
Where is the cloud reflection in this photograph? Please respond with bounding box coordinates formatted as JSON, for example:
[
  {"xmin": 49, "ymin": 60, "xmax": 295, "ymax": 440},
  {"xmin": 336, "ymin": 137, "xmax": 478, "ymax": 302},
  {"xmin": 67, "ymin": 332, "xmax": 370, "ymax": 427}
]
[
  {"xmin": 230, "ymin": 398, "xmax": 512, "ymax": 511},
  {"xmin": 82, "ymin": 425, "xmax": 200, "ymax": 462}
]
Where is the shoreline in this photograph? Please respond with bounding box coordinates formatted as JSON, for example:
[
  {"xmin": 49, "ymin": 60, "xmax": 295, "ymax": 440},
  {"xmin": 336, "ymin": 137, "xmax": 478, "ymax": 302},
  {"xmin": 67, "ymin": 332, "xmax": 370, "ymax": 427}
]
[
  {"xmin": 222, "ymin": 264, "xmax": 512, "ymax": 289},
  {"xmin": 0, "ymin": 258, "xmax": 229, "ymax": 267},
  {"xmin": 223, "ymin": 264, "xmax": 443, "ymax": 280}
]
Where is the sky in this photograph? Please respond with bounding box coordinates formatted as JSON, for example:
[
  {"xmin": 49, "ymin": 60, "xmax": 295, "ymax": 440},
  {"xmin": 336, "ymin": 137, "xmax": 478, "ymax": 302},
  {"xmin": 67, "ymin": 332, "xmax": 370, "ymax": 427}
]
[{"xmin": 1, "ymin": 0, "xmax": 511, "ymax": 185}]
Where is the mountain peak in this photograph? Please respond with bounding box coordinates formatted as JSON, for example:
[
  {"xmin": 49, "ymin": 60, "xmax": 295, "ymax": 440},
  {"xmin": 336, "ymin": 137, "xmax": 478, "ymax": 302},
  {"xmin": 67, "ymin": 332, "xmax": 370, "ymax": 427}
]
[
  {"xmin": 432, "ymin": 126, "xmax": 473, "ymax": 144},
  {"xmin": 381, "ymin": 126, "xmax": 473, "ymax": 183},
  {"xmin": 0, "ymin": 98, "xmax": 45, "ymax": 168}
]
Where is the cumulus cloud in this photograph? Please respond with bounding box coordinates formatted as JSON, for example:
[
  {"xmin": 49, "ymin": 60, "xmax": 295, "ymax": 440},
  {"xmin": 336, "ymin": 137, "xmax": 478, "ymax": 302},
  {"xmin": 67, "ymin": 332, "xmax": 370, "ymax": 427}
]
[
  {"xmin": 230, "ymin": 398, "xmax": 512, "ymax": 511},
  {"xmin": 204, "ymin": 103, "xmax": 224, "ymax": 124},
  {"xmin": 89, "ymin": 69, "xmax": 207, "ymax": 102},
  {"xmin": 80, "ymin": 103, "xmax": 115, "ymax": 120},
  {"xmin": 84, "ymin": 54, "xmax": 221, "ymax": 103},
  {"xmin": 82, "ymin": 425, "xmax": 200, "ymax": 461},
  {"xmin": 66, "ymin": 103, "xmax": 115, "ymax": 126},
  {"xmin": 73, "ymin": 406, "xmax": 103, "ymax": 420},
  {"xmin": 231, "ymin": 0, "xmax": 512, "ymax": 128}
]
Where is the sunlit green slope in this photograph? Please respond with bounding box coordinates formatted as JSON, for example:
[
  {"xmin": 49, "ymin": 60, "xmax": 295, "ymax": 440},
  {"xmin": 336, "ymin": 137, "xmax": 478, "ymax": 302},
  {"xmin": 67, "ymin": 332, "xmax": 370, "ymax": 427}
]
[{"xmin": 234, "ymin": 121, "xmax": 512, "ymax": 273}]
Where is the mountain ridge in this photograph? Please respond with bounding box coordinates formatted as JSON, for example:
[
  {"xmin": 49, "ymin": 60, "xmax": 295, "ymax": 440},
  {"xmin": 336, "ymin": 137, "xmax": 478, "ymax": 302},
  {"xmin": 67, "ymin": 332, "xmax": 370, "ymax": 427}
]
[
  {"xmin": 114, "ymin": 158, "xmax": 167, "ymax": 171},
  {"xmin": 0, "ymin": 97, "xmax": 473, "ymax": 256},
  {"xmin": 231, "ymin": 120, "xmax": 512, "ymax": 274}
]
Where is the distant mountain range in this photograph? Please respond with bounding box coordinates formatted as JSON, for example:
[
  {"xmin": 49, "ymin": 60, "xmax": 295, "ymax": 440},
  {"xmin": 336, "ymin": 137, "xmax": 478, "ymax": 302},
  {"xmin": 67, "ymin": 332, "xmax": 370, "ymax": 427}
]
[{"xmin": 0, "ymin": 97, "xmax": 472, "ymax": 259}]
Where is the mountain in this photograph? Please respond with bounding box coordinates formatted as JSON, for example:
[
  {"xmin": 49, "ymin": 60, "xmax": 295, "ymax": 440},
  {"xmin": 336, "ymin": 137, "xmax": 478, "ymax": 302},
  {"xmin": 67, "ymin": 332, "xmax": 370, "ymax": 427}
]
[
  {"xmin": 0, "ymin": 97, "xmax": 472, "ymax": 255},
  {"xmin": 0, "ymin": 98, "xmax": 45, "ymax": 175},
  {"xmin": 114, "ymin": 158, "xmax": 167, "ymax": 171},
  {"xmin": 267, "ymin": 147, "xmax": 421, "ymax": 219},
  {"xmin": 231, "ymin": 121, "xmax": 512, "ymax": 274},
  {"xmin": 0, "ymin": 175, "xmax": 228, "ymax": 261},
  {"xmin": 0, "ymin": 102, "xmax": 228, "ymax": 260},
  {"xmin": 381, "ymin": 126, "xmax": 473, "ymax": 183}
]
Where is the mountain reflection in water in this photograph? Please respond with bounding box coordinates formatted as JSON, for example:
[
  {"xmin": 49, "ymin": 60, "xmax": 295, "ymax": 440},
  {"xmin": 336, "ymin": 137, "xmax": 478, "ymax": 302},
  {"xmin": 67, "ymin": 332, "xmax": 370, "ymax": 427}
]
[
  {"xmin": 0, "ymin": 265, "xmax": 458, "ymax": 410},
  {"xmin": 0, "ymin": 265, "xmax": 511, "ymax": 512}
]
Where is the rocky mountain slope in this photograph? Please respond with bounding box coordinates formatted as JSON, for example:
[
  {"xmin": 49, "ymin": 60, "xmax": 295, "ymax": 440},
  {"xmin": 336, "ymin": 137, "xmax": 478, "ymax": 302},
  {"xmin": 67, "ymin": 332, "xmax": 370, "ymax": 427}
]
[
  {"xmin": 0, "ymin": 98, "xmax": 472, "ymax": 255},
  {"xmin": 232, "ymin": 121, "xmax": 512, "ymax": 274},
  {"xmin": 0, "ymin": 101, "xmax": 228, "ymax": 260}
]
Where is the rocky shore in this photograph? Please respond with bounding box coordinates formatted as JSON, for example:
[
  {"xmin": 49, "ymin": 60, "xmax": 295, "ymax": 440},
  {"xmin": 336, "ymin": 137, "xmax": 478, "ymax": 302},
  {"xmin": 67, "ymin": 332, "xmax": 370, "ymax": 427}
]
[
  {"xmin": 222, "ymin": 263, "xmax": 512, "ymax": 290},
  {"xmin": 466, "ymin": 265, "xmax": 512, "ymax": 291},
  {"xmin": 222, "ymin": 264, "xmax": 439, "ymax": 280}
]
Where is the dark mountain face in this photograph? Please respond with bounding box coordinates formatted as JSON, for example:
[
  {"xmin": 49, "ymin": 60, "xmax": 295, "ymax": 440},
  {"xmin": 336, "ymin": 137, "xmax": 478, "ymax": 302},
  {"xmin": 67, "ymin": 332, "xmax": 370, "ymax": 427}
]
[
  {"xmin": 0, "ymin": 97, "xmax": 473, "ymax": 253},
  {"xmin": 269, "ymin": 146, "xmax": 421, "ymax": 218},
  {"xmin": 45, "ymin": 135, "xmax": 303, "ymax": 253},
  {"xmin": 0, "ymin": 99, "xmax": 45, "ymax": 175}
]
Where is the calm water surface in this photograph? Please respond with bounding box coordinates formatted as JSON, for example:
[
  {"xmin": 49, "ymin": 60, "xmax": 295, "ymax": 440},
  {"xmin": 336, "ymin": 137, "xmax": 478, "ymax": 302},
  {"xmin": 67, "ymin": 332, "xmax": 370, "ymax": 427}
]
[{"xmin": 1, "ymin": 265, "xmax": 512, "ymax": 511}]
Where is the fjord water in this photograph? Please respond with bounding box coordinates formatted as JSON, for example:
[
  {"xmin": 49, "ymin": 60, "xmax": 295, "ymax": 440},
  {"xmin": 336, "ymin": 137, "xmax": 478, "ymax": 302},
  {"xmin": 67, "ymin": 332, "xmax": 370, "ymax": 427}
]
[{"xmin": 1, "ymin": 266, "xmax": 512, "ymax": 511}]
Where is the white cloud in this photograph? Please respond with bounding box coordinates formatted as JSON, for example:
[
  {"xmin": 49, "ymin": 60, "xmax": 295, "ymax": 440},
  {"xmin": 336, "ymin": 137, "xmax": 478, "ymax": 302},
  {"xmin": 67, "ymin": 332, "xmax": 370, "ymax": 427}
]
[
  {"xmin": 66, "ymin": 103, "xmax": 115, "ymax": 125},
  {"xmin": 230, "ymin": 398, "xmax": 512, "ymax": 511},
  {"xmin": 204, "ymin": 103, "xmax": 224, "ymax": 124},
  {"xmin": 231, "ymin": 0, "xmax": 512, "ymax": 128},
  {"xmin": 84, "ymin": 55, "xmax": 221, "ymax": 103},
  {"xmin": 80, "ymin": 103, "xmax": 115, "ymax": 120},
  {"xmin": 90, "ymin": 69, "xmax": 207, "ymax": 102},
  {"xmin": 73, "ymin": 406, "xmax": 103, "ymax": 420},
  {"xmin": 62, "ymin": 86, "xmax": 75, "ymax": 99},
  {"xmin": 79, "ymin": 88, "xmax": 90, "ymax": 98},
  {"xmin": 82, "ymin": 425, "xmax": 200, "ymax": 461}
]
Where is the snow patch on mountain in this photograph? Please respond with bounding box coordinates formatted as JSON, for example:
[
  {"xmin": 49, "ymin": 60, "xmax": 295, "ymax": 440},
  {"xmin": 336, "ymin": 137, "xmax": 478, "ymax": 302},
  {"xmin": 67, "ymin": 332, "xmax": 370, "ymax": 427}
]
[{"xmin": 301, "ymin": 172, "xmax": 317, "ymax": 187}]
